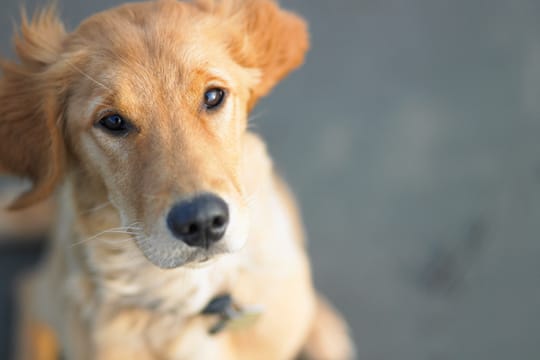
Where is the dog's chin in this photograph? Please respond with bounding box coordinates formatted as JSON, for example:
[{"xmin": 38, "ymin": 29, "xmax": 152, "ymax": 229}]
[{"xmin": 136, "ymin": 242, "xmax": 231, "ymax": 270}]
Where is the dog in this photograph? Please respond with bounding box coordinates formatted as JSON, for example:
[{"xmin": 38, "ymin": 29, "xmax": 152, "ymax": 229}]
[{"xmin": 0, "ymin": 1, "xmax": 355, "ymax": 359}]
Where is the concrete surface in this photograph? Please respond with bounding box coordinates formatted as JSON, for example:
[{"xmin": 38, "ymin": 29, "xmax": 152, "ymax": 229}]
[{"xmin": 1, "ymin": 0, "xmax": 540, "ymax": 359}]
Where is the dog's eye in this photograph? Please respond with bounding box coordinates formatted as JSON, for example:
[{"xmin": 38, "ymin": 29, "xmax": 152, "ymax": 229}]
[
  {"xmin": 98, "ymin": 114, "xmax": 130, "ymax": 135},
  {"xmin": 203, "ymin": 88, "xmax": 226, "ymax": 110}
]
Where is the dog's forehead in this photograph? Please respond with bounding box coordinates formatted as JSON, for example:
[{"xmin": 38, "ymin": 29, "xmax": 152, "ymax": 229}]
[
  {"xmin": 77, "ymin": 45, "xmax": 239, "ymax": 117},
  {"xmin": 68, "ymin": 19, "xmax": 231, "ymax": 112},
  {"xmin": 69, "ymin": 3, "xmax": 241, "ymax": 110},
  {"xmin": 73, "ymin": 1, "xmax": 226, "ymax": 54}
]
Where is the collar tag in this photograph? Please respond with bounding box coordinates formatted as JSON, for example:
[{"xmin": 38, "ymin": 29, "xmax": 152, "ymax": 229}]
[{"xmin": 202, "ymin": 294, "xmax": 264, "ymax": 335}]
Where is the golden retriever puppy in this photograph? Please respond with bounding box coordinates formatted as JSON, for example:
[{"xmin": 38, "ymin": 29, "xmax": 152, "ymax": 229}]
[{"xmin": 0, "ymin": 1, "xmax": 355, "ymax": 359}]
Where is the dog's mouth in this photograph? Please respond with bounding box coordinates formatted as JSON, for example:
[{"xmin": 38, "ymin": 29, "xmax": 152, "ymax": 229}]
[
  {"xmin": 185, "ymin": 255, "xmax": 220, "ymax": 269},
  {"xmin": 183, "ymin": 245, "xmax": 229, "ymax": 265}
]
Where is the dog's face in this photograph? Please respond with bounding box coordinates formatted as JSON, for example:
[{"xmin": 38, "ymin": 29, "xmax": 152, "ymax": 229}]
[
  {"xmin": 0, "ymin": 0, "xmax": 308, "ymax": 268},
  {"xmin": 66, "ymin": 2, "xmax": 261, "ymax": 268}
]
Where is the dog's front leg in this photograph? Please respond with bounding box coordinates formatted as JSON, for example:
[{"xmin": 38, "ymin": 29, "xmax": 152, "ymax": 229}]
[
  {"xmin": 300, "ymin": 296, "xmax": 356, "ymax": 360},
  {"xmin": 16, "ymin": 319, "xmax": 58, "ymax": 360},
  {"xmin": 14, "ymin": 273, "xmax": 59, "ymax": 360}
]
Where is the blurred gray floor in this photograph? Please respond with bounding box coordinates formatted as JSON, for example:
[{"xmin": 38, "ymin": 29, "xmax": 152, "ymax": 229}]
[{"xmin": 2, "ymin": 0, "xmax": 540, "ymax": 359}]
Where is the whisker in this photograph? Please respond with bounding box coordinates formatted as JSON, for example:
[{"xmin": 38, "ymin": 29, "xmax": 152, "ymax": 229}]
[
  {"xmin": 247, "ymin": 110, "xmax": 266, "ymax": 130},
  {"xmin": 66, "ymin": 61, "xmax": 112, "ymax": 92},
  {"xmin": 81, "ymin": 201, "xmax": 112, "ymax": 215},
  {"xmin": 71, "ymin": 224, "xmax": 143, "ymax": 247}
]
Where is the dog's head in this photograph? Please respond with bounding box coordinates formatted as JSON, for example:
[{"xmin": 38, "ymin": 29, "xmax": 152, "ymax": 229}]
[{"xmin": 0, "ymin": 0, "xmax": 308, "ymax": 268}]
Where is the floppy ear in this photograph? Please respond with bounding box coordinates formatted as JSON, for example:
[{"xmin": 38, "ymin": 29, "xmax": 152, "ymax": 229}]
[
  {"xmin": 196, "ymin": 0, "xmax": 309, "ymax": 110},
  {"xmin": 0, "ymin": 7, "xmax": 68, "ymax": 210}
]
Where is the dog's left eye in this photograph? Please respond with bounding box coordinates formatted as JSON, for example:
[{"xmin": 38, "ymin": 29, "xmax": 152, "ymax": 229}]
[{"xmin": 203, "ymin": 88, "xmax": 226, "ymax": 110}]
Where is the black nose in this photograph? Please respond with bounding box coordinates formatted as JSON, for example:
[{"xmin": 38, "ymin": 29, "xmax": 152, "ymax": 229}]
[{"xmin": 166, "ymin": 194, "xmax": 229, "ymax": 248}]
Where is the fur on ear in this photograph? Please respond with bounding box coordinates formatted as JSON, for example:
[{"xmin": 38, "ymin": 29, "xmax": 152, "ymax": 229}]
[
  {"xmin": 196, "ymin": 0, "xmax": 309, "ymax": 110},
  {"xmin": 0, "ymin": 7, "xmax": 68, "ymax": 210}
]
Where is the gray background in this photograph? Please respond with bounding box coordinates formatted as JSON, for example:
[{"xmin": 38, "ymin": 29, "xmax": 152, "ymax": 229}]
[{"xmin": 1, "ymin": 0, "xmax": 540, "ymax": 359}]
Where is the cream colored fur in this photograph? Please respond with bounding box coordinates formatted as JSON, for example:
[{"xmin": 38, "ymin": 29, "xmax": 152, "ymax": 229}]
[{"xmin": 0, "ymin": 1, "xmax": 355, "ymax": 359}]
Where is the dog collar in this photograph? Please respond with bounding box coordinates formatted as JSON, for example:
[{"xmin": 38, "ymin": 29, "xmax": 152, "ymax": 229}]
[{"xmin": 201, "ymin": 294, "xmax": 263, "ymax": 335}]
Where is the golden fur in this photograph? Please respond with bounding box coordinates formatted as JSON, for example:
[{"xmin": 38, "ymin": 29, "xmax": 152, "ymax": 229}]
[{"xmin": 0, "ymin": 1, "xmax": 355, "ymax": 359}]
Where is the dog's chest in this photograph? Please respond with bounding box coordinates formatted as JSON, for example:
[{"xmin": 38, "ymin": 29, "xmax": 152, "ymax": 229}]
[{"xmin": 56, "ymin": 230, "xmax": 245, "ymax": 359}]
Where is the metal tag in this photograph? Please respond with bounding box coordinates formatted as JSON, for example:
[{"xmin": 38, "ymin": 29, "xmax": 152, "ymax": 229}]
[
  {"xmin": 205, "ymin": 300, "xmax": 264, "ymax": 335},
  {"xmin": 221, "ymin": 305, "xmax": 264, "ymax": 332}
]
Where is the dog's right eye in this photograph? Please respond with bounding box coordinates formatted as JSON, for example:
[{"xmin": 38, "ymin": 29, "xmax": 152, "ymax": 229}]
[{"xmin": 98, "ymin": 114, "xmax": 130, "ymax": 135}]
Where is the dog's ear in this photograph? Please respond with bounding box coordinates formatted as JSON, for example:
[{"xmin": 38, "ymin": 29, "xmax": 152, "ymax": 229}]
[
  {"xmin": 0, "ymin": 7, "xmax": 68, "ymax": 210},
  {"xmin": 196, "ymin": 0, "xmax": 309, "ymax": 110}
]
